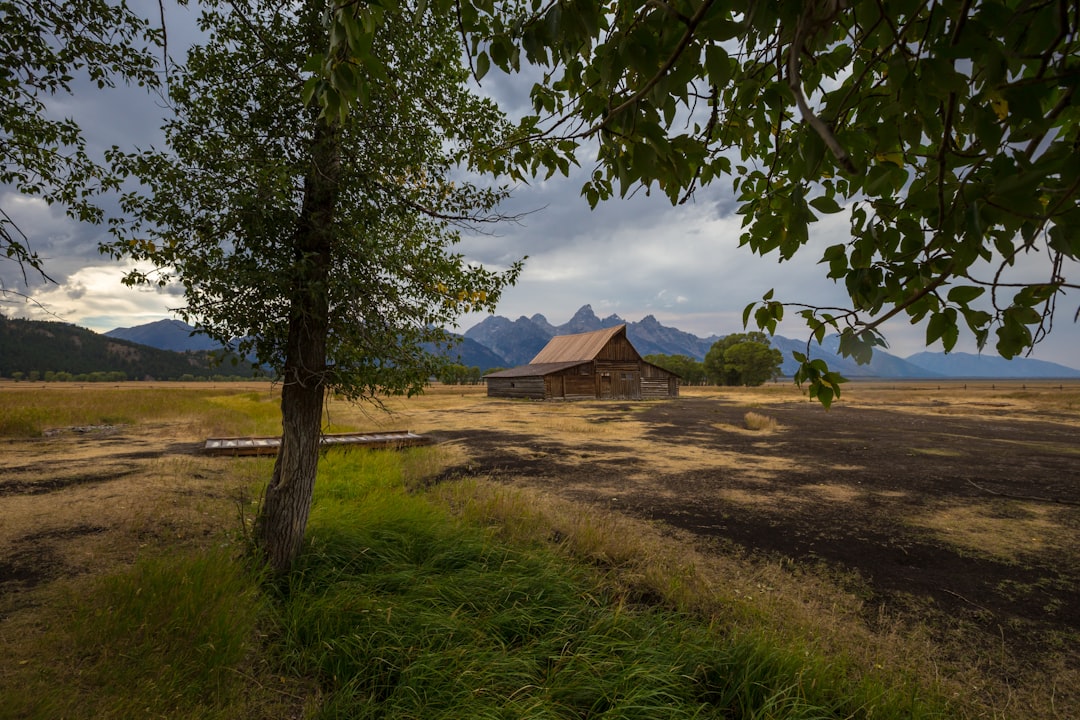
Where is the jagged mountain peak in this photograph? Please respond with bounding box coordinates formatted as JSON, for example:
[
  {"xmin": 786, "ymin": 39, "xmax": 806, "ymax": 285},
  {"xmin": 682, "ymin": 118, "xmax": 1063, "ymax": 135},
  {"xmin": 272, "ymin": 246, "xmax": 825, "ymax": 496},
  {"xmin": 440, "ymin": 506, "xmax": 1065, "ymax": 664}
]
[
  {"xmin": 559, "ymin": 305, "xmax": 604, "ymax": 334},
  {"xmin": 600, "ymin": 313, "xmax": 625, "ymax": 327},
  {"xmin": 530, "ymin": 314, "xmax": 557, "ymax": 335}
]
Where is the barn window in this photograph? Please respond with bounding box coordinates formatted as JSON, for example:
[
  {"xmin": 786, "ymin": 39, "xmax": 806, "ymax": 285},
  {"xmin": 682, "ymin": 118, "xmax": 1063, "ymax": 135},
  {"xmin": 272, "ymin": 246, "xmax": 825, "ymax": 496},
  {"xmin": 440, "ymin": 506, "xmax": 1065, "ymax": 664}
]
[
  {"xmin": 579, "ymin": 366, "xmax": 589, "ymax": 375},
  {"xmin": 510, "ymin": 382, "xmax": 516, "ymax": 388}
]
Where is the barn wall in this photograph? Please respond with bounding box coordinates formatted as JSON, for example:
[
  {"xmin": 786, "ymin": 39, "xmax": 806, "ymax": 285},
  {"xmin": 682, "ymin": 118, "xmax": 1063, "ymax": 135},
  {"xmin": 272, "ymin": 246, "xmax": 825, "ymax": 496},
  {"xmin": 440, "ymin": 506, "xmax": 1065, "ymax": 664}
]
[
  {"xmin": 486, "ymin": 377, "xmax": 545, "ymax": 399},
  {"xmin": 595, "ymin": 360, "xmax": 640, "ymax": 399},
  {"xmin": 641, "ymin": 363, "xmax": 680, "ymax": 398},
  {"xmin": 547, "ymin": 367, "xmax": 597, "ymax": 400},
  {"xmin": 594, "ymin": 335, "xmax": 641, "ymax": 362},
  {"xmin": 641, "ymin": 377, "xmax": 678, "ymax": 399}
]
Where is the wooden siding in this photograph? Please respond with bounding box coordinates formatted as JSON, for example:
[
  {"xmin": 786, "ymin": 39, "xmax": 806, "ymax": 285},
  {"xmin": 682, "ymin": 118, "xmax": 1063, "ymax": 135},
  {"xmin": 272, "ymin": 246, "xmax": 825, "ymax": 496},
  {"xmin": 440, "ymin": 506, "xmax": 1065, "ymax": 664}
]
[
  {"xmin": 641, "ymin": 361, "xmax": 679, "ymax": 399},
  {"xmin": 486, "ymin": 376, "xmax": 545, "ymax": 399},
  {"xmin": 543, "ymin": 371, "xmax": 595, "ymax": 400},
  {"xmin": 593, "ymin": 334, "xmax": 642, "ymax": 363},
  {"xmin": 641, "ymin": 377, "xmax": 678, "ymax": 399}
]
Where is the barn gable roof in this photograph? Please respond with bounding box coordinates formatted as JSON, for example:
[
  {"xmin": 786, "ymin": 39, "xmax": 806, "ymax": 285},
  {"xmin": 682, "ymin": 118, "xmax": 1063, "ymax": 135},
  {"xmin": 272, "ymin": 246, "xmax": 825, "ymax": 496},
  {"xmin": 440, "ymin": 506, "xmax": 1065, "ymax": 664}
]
[
  {"xmin": 529, "ymin": 324, "xmax": 634, "ymax": 364},
  {"xmin": 484, "ymin": 361, "xmax": 587, "ymax": 379}
]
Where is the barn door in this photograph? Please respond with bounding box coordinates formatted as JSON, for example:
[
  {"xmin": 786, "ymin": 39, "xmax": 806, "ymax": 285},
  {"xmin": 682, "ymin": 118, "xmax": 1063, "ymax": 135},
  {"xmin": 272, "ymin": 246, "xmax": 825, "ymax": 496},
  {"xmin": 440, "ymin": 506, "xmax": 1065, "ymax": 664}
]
[
  {"xmin": 615, "ymin": 371, "xmax": 640, "ymax": 399},
  {"xmin": 598, "ymin": 372, "xmax": 612, "ymax": 399}
]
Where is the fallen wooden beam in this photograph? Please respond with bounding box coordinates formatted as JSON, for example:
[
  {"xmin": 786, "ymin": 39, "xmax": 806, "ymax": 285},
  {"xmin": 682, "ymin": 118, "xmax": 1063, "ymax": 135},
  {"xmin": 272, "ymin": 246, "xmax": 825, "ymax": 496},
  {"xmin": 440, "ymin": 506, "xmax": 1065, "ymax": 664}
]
[{"xmin": 203, "ymin": 430, "xmax": 431, "ymax": 456}]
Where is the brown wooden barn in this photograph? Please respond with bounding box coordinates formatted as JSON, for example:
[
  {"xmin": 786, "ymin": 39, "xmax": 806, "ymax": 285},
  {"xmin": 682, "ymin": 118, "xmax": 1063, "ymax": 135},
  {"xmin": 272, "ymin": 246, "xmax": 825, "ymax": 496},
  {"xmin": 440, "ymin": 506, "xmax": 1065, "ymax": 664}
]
[{"xmin": 484, "ymin": 325, "xmax": 680, "ymax": 400}]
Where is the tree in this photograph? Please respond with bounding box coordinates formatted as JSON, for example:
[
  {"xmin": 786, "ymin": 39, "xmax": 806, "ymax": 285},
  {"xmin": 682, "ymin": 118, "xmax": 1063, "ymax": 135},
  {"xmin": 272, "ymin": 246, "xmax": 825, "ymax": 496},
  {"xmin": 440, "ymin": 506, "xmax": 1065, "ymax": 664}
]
[
  {"xmin": 375, "ymin": 0, "xmax": 1079, "ymax": 407},
  {"xmin": 644, "ymin": 353, "xmax": 706, "ymax": 385},
  {"xmin": 1, "ymin": 0, "xmax": 159, "ymax": 291},
  {"xmin": 703, "ymin": 333, "xmax": 783, "ymax": 386},
  {"xmin": 109, "ymin": 1, "xmax": 520, "ymax": 572}
]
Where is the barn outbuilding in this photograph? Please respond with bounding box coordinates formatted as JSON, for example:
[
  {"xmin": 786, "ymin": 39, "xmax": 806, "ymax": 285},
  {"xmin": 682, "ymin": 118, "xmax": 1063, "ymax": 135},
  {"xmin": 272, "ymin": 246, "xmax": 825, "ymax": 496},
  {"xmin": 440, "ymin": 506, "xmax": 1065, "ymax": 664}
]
[{"xmin": 484, "ymin": 324, "xmax": 680, "ymax": 400}]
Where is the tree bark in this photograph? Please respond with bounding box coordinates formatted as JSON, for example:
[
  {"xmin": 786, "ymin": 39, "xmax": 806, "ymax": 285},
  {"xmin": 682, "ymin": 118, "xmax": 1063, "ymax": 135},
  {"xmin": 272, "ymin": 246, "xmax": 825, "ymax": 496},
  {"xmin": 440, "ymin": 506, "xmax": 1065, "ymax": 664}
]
[{"xmin": 256, "ymin": 115, "xmax": 341, "ymax": 574}]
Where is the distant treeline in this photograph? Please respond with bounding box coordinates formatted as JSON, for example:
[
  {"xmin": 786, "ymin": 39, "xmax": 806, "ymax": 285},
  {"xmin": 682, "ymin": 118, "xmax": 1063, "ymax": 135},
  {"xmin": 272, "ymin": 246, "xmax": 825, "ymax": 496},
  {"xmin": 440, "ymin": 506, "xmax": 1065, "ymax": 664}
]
[
  {"xmin": 0, "ymin": 316, "xmax": 264, "ymax": 381},
  {"xmin": 436, "ymin": 364, "xmax": 488, "ymax": 385},
  {"xmin": 4, "ymin": 371, "xmax": 267, "ymax": 383}
]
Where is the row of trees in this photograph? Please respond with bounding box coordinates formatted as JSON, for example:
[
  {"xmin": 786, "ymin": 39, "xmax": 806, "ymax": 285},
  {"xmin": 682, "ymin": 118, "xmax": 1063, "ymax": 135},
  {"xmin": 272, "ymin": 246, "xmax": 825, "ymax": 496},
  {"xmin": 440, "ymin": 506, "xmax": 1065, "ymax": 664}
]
[
  {"xmin": 436, "ymin": 364, "xmax": 487, "ymax": 385},
  {"xmin": 647, "ymin": 333, "xmax": 783, "ymax": 387},
  {"xmin": 5, "ymin": 371, "xmax": 266, "ymax": 383},
  {"xmin": 8, "ymin": 371, "xmax": 129, "ymax": 383},
  {"xmin": 5, "ymin": 0, "xmax": 1077, "ymax": 572}
]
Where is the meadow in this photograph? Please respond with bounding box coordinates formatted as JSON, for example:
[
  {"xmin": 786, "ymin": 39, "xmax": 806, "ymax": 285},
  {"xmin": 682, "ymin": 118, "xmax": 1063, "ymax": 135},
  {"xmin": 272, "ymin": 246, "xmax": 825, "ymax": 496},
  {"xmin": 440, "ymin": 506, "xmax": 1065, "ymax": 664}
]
[{"xmin": 0, "ymin": 380, "xmax": 1076, "ymax": 718}]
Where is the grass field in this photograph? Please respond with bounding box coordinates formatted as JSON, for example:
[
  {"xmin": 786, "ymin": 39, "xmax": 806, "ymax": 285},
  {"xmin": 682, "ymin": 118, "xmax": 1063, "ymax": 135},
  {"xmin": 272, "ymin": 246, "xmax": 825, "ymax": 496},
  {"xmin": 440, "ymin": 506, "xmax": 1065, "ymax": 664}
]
[{"xmin": 0, "ymin": 379, "xmax": 1076, "ymax": 718}]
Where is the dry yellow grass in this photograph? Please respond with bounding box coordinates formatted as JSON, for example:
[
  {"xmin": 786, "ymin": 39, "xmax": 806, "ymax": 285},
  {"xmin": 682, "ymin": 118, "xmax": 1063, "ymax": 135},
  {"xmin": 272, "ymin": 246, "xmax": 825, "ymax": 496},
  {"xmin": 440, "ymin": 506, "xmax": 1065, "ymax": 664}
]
[
  {"xmin": 743, "ymin": 410, "xmax": 780, "ymax": 431},
  {"xmin": 906, "ymin": 500, "xmax": 1074, "ymax": 562}
]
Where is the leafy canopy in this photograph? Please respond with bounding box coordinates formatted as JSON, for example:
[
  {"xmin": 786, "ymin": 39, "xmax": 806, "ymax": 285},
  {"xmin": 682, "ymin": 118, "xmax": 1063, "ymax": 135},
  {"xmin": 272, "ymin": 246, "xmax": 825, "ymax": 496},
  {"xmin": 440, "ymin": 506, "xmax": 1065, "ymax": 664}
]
[
  {"xmin": 0, "ymin": 0, "xmax": 160, "ymax": 288},
  {"xmin": 703, "ymin": 332, "xmax": 783, "ymax": 387},
  {"xmin": 321, "ymin": 0, "xmax": 1080, "ymax": 405},
  {"xmin": 108, "ymin": 0, "xmax": 521, "ymax": 399}
]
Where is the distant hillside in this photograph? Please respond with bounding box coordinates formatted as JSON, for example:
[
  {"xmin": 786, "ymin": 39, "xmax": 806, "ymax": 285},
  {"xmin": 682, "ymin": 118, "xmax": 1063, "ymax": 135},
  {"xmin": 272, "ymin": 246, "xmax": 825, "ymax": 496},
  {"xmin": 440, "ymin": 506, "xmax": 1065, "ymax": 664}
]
[
  {"xmin": 905, "ymin": 351, "xmax": 1080, "ymax": 378},
  {"xmin": 0, "ymin": 317, "xmax": 262, "ymax": 380},
  {"xmin": 423, "ymin": 336, "xmax": 509, "ymax": 371},
  {"xmin": 464, "ymin": 315, "xmax": 553, "ymax": 367},
  {"xmin": 105, "ymin": 319, "xmax": 222, "ymax": 352},
  {"xmin": 464, "ymin": 304, "xmax": 896, "ymax": 374},
  {"xmin": 106, "ymin": 318, "xmax": 511, "ymax": 372},
  {"xmin": 771, "ymin": 335, "xmax": 939, "ymax": 378}
]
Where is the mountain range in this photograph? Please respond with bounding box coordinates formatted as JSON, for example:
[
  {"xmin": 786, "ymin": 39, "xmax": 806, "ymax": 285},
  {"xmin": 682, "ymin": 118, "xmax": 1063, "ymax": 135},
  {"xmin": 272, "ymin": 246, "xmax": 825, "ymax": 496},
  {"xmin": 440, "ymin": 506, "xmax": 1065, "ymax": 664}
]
[
  {"xmin": 464, "ymin": 304, "xmax": 1080, "ymax": 379},
  {"xmin": 93, "ymin": 305, "xmax": 1080, "ymax": 380}
]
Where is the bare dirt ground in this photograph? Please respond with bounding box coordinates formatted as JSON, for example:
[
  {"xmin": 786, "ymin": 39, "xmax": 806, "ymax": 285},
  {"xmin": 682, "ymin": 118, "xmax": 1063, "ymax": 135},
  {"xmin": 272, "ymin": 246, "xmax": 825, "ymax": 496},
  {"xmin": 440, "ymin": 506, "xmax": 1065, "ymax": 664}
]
[{"xmin": 0, "ymin": 402, "xmax": 262, "ymax": 609}]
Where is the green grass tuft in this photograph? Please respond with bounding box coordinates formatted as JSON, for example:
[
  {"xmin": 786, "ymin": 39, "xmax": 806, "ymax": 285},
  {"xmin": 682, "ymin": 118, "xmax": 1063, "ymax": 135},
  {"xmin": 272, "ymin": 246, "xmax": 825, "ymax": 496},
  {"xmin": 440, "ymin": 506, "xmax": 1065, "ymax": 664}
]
[
  {"xmin": 1, "ymin": 550, "xmax": 266, "ymax": 720},
  {"xmin": 0, "ymin": 406, "xmax": 47, "ymax": 436}
]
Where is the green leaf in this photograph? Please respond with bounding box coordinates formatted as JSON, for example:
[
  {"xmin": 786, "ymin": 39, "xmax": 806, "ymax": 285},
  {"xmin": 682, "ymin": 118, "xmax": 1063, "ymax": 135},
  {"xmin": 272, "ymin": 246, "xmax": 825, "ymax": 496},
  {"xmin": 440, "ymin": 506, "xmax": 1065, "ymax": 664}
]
[
  {"xmin": 946, "ymin": 286, "xmax": 984, "ymax": 305},
  {"xmin": 742, "ymin": 301, "xmax": 756, "ymax": 328},
  {"xmin": 809, "ymin": 195, "xmax": 843, "ymax": 214},
  {"xmin": 475, "ymin": 51, "xmax": 490, "ymax": 80},
  {"xmin": 926, "ymin": 310, "xmax": 959, "ymax": 352},
  {"xmin": 302, "ymin": 53, "xmax": 324, "ymax": 74},
  {"xmin": 705, "ymin": 44, "xmax": 731, "ymax": 87}
]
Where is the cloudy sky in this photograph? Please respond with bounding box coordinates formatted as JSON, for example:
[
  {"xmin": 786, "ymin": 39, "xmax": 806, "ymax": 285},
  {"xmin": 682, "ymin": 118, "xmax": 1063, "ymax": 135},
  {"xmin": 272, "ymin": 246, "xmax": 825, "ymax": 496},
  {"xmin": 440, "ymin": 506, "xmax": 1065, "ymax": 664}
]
[{"xmin": 4, "ymin": 2, "xmax": 1078, "ymax": 368}]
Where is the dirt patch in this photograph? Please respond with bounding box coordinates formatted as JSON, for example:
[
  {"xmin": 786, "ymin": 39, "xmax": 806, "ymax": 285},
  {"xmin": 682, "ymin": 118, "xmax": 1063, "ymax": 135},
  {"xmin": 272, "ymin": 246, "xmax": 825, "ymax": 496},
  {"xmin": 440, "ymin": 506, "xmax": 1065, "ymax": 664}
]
[
  {"xmin": 434, "ymin": 393, "xmax": 1080, "ymax": 673},
  {"xmin": 0, "ymin": 467, "xmax": 139, "ymax": 496},
  {"xmin": 0, "ymin": 423, "xmax": 257, "ymax": 610},
  {"xmin": 0, "ymin": 525, "xmax": 108, "ymax": 595}
]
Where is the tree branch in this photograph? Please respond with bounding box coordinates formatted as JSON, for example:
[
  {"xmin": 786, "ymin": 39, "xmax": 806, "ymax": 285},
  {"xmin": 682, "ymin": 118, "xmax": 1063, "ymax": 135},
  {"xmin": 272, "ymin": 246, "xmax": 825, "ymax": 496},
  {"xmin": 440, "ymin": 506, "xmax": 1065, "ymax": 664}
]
[
  {"xmin": 600, "ymin": 0, "xmax": 715, "ymax": 127},
  {"xmin": 787, "ymin": 1, "xmax": 858, "ymax": 173}
]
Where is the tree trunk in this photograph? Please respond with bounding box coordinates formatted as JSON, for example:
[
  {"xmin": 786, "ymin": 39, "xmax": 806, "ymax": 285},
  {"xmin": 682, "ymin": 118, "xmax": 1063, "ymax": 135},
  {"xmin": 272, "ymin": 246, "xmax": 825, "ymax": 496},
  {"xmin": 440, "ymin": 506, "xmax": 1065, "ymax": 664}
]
[{"xmin": 256, "ymin": 115, "xmax": 340, "ymax": 574}]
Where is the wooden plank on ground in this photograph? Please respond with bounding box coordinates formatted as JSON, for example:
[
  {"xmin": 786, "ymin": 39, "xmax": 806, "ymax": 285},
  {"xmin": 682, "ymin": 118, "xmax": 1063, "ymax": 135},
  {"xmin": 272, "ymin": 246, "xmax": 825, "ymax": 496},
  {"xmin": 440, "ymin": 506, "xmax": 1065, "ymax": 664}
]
[{"xmin": 203, "ymin": 431, "xmax": 431, "ymax": 456}]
